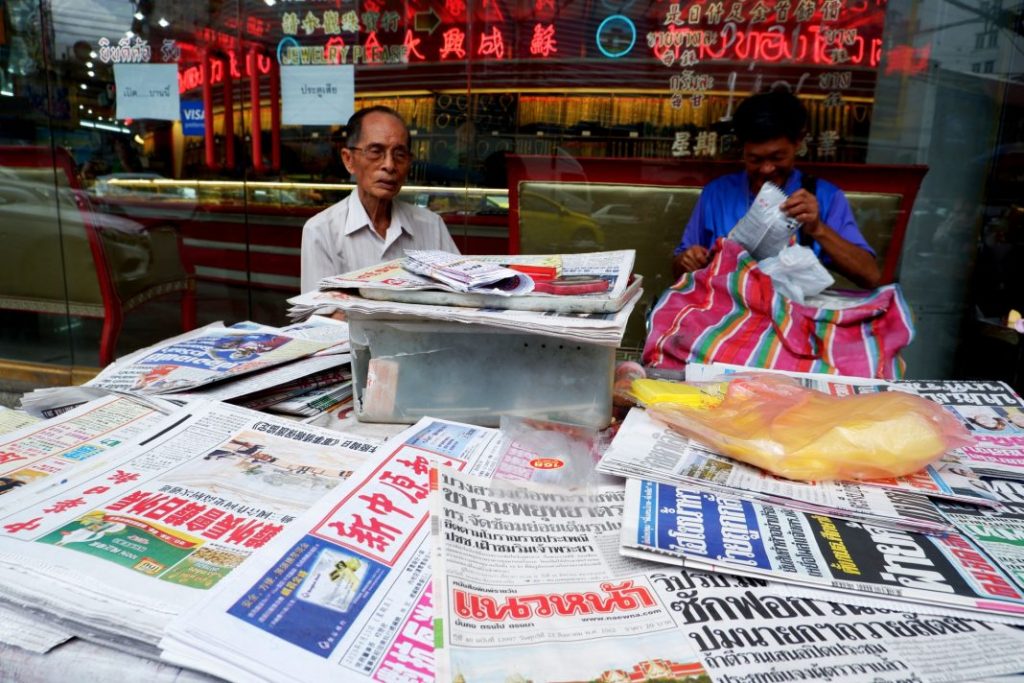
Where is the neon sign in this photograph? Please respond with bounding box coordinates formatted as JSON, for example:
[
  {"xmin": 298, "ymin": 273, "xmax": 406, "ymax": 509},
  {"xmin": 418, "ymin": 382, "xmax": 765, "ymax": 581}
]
[
  {"xmin": 178, "ymin": 52, "xmax": 273, "ymax": 94},
  {"xmin": 650, "ymin": 24, "xmax": 883, "ymax": 68}
]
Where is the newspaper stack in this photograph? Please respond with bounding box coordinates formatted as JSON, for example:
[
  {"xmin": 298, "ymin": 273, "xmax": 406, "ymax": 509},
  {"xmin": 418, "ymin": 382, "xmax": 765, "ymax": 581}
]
[
  {"xmin": 0, "ymin": 401, "xmax": 382, "ymax": 653},
  {"xmin": 86, "ymin": 320, "xmax": 348, "ymax": 396},
  {"xmin": 19, "ymin": 318, "xmax": 353, "ymax": 426},
  {"xmin": 428, "ymin": 467, "xmax": 1024, "ymax": 683},
  {"xmin": 289, "ymin": 250, "xmax": 641, "ymax": 347},
  {"xmin": 160, "ymin": 416, "xmax": 600, "ymax": 681}
]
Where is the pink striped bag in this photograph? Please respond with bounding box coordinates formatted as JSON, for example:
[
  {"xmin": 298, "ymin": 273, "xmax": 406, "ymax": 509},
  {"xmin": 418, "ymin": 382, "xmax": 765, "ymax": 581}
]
[{"xmin": 643, "ymin": 239, "xmax": 915, "ymax": 379}]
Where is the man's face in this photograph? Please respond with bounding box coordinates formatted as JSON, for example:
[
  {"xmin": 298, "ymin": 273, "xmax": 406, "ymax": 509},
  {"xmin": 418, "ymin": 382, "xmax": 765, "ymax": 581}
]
[
  {"xmin": 742, "ymin": 136, "xmax": 798, "ymax": 194},
  {"xmin": 341, "ymin": 112, "xmax": 412, "ymax": 203}
]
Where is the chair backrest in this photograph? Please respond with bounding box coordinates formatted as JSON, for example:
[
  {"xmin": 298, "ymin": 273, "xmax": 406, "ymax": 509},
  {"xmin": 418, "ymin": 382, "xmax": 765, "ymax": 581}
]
[{"xmin": 507, "ymin": 155, "xmax": 928, "ymax": 348}]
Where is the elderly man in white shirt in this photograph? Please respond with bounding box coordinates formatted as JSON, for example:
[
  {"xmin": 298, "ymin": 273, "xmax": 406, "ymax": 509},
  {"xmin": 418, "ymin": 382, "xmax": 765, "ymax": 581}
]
[{"xmin": 300, "ymin": 105, "xmax": 459, "ymax": 293}]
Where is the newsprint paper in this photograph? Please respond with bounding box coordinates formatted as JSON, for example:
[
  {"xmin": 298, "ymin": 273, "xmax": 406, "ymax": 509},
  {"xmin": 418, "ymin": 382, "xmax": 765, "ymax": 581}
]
[
  {"xmin": 0, "ymin": 401, "xmax": 380, "ymax": 648},
  {"xmin": 620, "ymin": 479, "xmax": 1024, "ymax": 624},
  {"xmin": 431, "ymin": 466, "xmax": 1024, "ymax": 683},
  {"xmin": 161, "ymin": 417, "xmax": 569, "ymax": 682}
]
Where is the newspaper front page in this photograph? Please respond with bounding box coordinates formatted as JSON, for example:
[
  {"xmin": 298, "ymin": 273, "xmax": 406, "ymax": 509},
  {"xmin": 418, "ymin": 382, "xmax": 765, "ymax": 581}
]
[
  {"xmin": 909, "ymin": 381, "xmax": 1024, "ymax": 480},
  {"xmin": 0, "ymin": 401, "xmax": 380, "ymax": 646},
  {"xmin": 432, "ymin": 469, "xmax": 707, "ymax": 683},
  {"xmin": 620, "ymin": 479, "xmax": 1024, "ymax": 623},
  {"xmin": 431, "ymin": 467, "xmax": 1024, "ymax": 683},
  {"xmin": 160, "ymin": 417, "xmax": 617, "ymax": 682}
]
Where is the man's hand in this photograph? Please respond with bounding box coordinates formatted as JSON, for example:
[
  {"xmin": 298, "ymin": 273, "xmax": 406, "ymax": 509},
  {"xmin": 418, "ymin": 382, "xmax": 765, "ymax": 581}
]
[
  {"xmin": 672, "ymin": 245, "xmax": 711, "ymax": 280},
  {"xmin": 781, "ymin": 189, "xmax": 881, "ymax": 289},
  {"xmin": 781, "ymin": 189, "xmax": 822, "ymax": 237}
]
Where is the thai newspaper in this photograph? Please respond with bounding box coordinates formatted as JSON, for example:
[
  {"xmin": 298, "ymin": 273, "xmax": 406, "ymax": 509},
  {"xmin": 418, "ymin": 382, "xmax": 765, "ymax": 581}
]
[
  {"xmin": 0, "ymin": 394, "xmax": 172, "ymax": 507},
  {"xmin": 619, "ymin": 478, "xmax": 1024, "ymax": 624},
  {"xmin": 159, "ymin": 416, "xmax": 611, "ymax": 682},
  {"xmin": 317, "ymin": 250, "xmax": 636, "ymax": 301},
  {"xmin": 286, "ymin": 287, "xmax": 642, "ymax": 346},
  {"xmin": 86, "ymin": 323, "xmax": 339, "ymax": 395},
  {"xmin": 910, "ymin": 380, "xmax": 1024, "ymax": 480},
  {"xmin": 0, "ymin": 400, "xmax": 381, "ymax": 647},
  {"xmin": 429, "ymin": 465, "xmax": 1024, "ymax": 683},
  {"xmin": 936, "ymin": 472, "xmax": 1024, "ymax": 595},
  {"xmin": 598, "ymin": 408, "xmax": 966, "ymax": 535}
]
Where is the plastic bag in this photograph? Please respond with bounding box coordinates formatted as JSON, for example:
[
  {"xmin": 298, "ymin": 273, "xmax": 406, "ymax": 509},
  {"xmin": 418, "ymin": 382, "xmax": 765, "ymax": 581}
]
[
  {"xmin": 727, "ymin": 182, "xmax": 800, "ymax": 260},
  {"xmin": 498, "ymin": 416, "xmax": 607, "ymax": 489},
  {"xmin": 646, "ymin": 374, "xmax": 973, "ymax": 481},
  {"xmin": 758, "ymin": 244, "xmax": 834, "ymax": 304}
]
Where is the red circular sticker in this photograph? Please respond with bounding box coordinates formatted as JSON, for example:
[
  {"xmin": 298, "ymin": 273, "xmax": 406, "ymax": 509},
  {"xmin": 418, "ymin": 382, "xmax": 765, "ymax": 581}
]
[{"xmin": 529, "ymin": 458, "xmax": 565, "ymax": 470}]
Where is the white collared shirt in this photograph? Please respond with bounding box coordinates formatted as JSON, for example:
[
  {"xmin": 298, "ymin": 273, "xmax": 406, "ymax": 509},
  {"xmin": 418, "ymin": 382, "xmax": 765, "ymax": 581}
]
[{"xmin": 300, "ymin": 194, "xmax": 459, "ymax": 292}]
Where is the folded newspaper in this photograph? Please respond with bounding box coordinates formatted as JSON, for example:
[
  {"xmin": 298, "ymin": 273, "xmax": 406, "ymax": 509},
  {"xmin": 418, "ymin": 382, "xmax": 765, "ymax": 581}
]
[
  {"xmin": 87, "ymin": 322, "xmax": 342, "ymax": 396},
  {"xmin": 402, "ymin": 250, "xmax": 534, "ymax": 295}
]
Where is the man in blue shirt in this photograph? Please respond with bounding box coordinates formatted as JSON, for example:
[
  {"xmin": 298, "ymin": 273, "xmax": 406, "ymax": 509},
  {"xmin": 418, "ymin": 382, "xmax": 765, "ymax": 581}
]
[{"xmin": 672, "ymin": 90, "xmax": 881, "ymax": 289}]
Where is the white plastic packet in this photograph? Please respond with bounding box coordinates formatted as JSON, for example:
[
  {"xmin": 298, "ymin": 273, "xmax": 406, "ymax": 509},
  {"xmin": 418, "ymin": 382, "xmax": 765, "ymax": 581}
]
[
  {"xmin": 727, "ymin": 182, "xmax": 800, "ymax": 260},
  {"xmin": 758, "ymin": 244, "xmax": 834, "ymax": 303}
]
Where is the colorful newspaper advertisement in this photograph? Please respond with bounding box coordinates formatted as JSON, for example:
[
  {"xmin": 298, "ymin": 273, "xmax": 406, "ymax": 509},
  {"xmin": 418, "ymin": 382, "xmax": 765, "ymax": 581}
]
[
  {"xmin": 620, "ymin": 479, "xmax": 1024, "ymax": 622},
  {"xmin": 87, "ymin": 324, "xmax": 335, "ymax": 395},
  {"xmin": 598, "ymin": 408, "xmax": 954, "ymax": 533},
  {"xmin": 159, "ymin": 417, "xmax": 613, "ymax": 682},
  {"xmin": 0, "ymin": 401, "xmax": 380, "ymax": 645},
  {"xmin": 0, "ymin": 395, "xmax": 168, "ymax": 504}
]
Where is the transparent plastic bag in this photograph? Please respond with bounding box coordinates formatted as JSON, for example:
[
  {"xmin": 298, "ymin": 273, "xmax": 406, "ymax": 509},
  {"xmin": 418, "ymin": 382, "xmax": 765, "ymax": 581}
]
[
  {"xmin": 758, "ymin": 244, "xmax": 834, "ymax": 303},
  {"xmin": 646, "ymin": 374, "xmax": 973, "ymax": 481}
]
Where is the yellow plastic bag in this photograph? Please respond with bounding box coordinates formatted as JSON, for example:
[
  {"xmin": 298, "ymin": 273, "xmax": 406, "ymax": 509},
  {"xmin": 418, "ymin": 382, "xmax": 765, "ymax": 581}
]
[{"xmin": 645, "ymin": 375, "xmax": 973, "ymax": 481}]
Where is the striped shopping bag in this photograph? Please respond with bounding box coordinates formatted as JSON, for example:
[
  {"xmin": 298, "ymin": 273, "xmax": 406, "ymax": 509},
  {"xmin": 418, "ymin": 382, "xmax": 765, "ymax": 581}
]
[{"xmin": 643, "ymin": 239, "xmax": 915, "ymax": 379}]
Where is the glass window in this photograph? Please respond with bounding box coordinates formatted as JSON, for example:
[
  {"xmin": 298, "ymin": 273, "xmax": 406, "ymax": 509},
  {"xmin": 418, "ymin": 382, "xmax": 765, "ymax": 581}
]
[{"xmin": 0, "ymin": 0, "xmax": 1022, "ymax": 390}]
